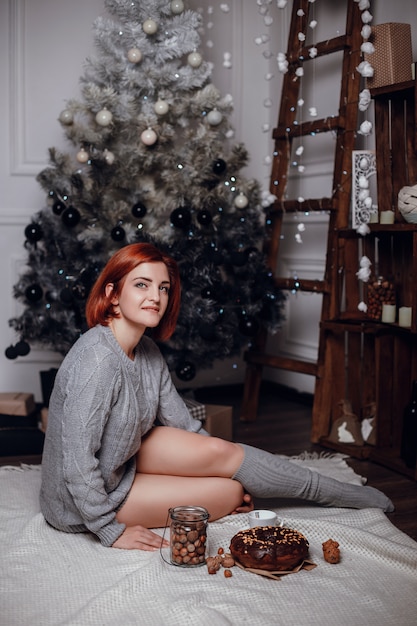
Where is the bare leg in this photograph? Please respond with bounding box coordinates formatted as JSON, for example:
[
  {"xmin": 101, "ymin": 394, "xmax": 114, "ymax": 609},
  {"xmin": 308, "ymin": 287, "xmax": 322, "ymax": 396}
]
[
  {"xmin": 116, "ymin": 473, "xmax": 244, "ymax": 528},
  {"xmin": 136, "ymin": 426, "xmax": 244, "ymax": 477}
]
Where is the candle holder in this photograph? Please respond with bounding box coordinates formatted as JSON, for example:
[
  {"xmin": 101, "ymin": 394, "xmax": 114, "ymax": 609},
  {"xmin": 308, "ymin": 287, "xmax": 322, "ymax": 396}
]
[{"xmin": 367, "ymin": 276, "xmax": 396, "ymax": 321}]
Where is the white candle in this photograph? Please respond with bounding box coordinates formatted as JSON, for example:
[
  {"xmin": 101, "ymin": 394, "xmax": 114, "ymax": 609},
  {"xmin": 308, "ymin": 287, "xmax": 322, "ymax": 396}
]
[
  {"xmin": 380, "ymin": 211, "xmax": 395, "ymax": 224},
  {"xmin": 398, "ymin": 307, "xmax": 412, "ymax": 328},
  {"xmin": 369, "ymin": 212, "xmax": 378, "ymax": 223},
  {"xmin": 381, "ymin": 304, "xmax": 396, "ymax": 323}
]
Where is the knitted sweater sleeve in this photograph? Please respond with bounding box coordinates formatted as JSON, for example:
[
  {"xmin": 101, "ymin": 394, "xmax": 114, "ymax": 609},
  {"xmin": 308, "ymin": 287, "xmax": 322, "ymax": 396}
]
[
  {"xmin": 59, "ymin": 346, "xmax": 128, "ymax": 546},
  {"xmin": 143, "ymin": 338, "xmax": 208, "ymax": 434}
]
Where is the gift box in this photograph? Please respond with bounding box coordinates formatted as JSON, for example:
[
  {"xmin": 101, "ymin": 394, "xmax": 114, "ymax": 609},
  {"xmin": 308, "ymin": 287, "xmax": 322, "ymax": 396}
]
[
  {"xmin": 183, "ymin": 397, "xmax": 206, "ymax": 422},
  {"xmin": 0, "ymin": 392, "xmax": 36, "ymax": 416},
  {"xmin": 203, "ymin": 404, "xmax": 233, "ymax": 441},
  {"xmin": 365, "ymin": 23, "xmax": 413, "ymax": 89}
]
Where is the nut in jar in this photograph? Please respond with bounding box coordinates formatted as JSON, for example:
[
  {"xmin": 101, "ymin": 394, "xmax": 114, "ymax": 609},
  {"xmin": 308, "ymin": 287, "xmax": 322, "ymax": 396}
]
[
  {"xmin": 366, "ymin": 276, "xmax": 396, "ymax": 321},
  {"xmin": 169, "ymin": 506, "xmax": 209, "ymax": 567}
]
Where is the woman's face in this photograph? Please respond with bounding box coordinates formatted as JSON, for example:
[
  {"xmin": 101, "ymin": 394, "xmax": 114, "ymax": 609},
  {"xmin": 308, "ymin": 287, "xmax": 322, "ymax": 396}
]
[{"xmin": 109, "ymin": 262, "xmax": 171, "ymax": 330}]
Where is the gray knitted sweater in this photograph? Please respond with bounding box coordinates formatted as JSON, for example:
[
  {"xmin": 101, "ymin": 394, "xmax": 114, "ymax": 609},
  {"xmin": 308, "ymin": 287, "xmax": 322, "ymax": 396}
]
[{"xmin": 40, "ymin": 325, "xmax": 205, "ymax": 547}]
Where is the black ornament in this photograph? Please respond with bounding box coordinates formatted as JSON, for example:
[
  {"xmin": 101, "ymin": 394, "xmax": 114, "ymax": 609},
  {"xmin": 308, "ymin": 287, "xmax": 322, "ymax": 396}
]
[
  {"xmin": 201, "ymin": 285, "xmax": 220, "ymax": 300},
  {"xmin": 170, "ymin": 207, "xmax": 191, "ymax": 228},
  {"xmin": 60, "ymin": 287, "xmax": 74, "ymax": 305},
  {"xmin": 197, "ymin": 210, "xmax": 212, "ymax": 226},
  {"xmin": 25, "ymin": 284, "xmax": 43, "ymax": 302},
  {"xmin": 52, "ymin": 201, "xmax": 65, "ymax": 215},
  {"xmin": 230, "ymin": 250, "xmax": 248, "ymax": 267},
  {"xmin": 5, "ymin": 345, "xmax": 18, "ymax": 360},
  {"xmin": 62, "ymin": 206, "xmax": 81, "ymax": 227},
  {"xmin": 111, "ymin": 226, "xmax": 126, "ymax": 241},
  {"xmin": 15, "ymin": 340, "xmax": 30, "ymax": 356},
  {"xmin": 24, "ymin": 223, "xmax": 43, "ymax": 243},
  {"xmin": 238, "ymin": 316, "xmax": 260, "ymax": 337},
  {"xmin": 199, "ymin": 323, "xmax": 216, "ymax": 341},
  {"xmin": 212, "ymin": 158, "xmax": 227, "ymax": 175},
  {"xmin": 175, "ymin": 361, "xmax": 196, "ymax": 381},
  {"xmin": 131, "ymin": 202, "xmax": 147, "ymax": 218}
]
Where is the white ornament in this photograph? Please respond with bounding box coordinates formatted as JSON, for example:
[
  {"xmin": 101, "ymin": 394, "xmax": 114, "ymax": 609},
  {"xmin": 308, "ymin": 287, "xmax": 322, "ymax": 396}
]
[
  {"xmin": 298, "ymin": 32, "xmax": 306, "ymax": 42},
  {"xmin": 95, "ymin": 108, "xmax": 113, "ymax": 126},
  {"xmin": 358, "ymin": 301, "xmax": 368, "ymax": 313},
  {"xmin": 103, "ymin": 149, "xmax": 115, "ymax": 164},
  {"xmin": 298, "ymin": 165, "xmax": 305, "ymax": 173},
  {"xmin": 361, "ymin": 42, "xmax": 375, "ymax": 54},
  {"xmin": 356, "ymin": 61, "xmax": 374, "ymax": 78},
  {"xmin": 358, "ymin": 0, "xmax": 370, "ymax": 10},
  {"xmin": 223, "ymin": 52, "xmax": 232, "ymax": 68},
  {"xmin": 309, "ymin": 106, "xmax": 317, "ymax": 117},
  {"xmin": 141, "ymin": 128, "xmax": 157, "ymax": 145},
  {"xmin": 358, "ymin": 120, "xmax": 373, "ymax": 136},
  {"xmin": 76, "ymin": 148, "xmax": 89, "ymax": 163},
  {"xmin": 295, "ymin": 146, "xmax": 304, "ymax": 156},
  {"xmin": 295, "ymin": 67, "xmax": 304, "ymax": 77},
  {"xmin": 59, "ymin": 109, "xmax": 73, "ymax": 125},
  {"xmin": 188, "ymin": 51, "xmax": 203, "ymax": 68},
  {"xmin": 358, "ymin": 88, "xmax": 371, "ymax": 112},
  {"xmin": 309, "ymin": 47, "xmax": 318, "ymax": 59},
  {"xmin": 297, "ymin": 223, "xmax": 306, "ymax": 232},
  {"xmin": 127, "ymin": 48, "xmax": 142, "ymax": 63},
  {"xmin": 234, "ymin": 193, "xmax": 248, "ymax": 209},
  {"xmin": 309, "ymin": 20, "xmax": 317, "ymax": 29},
  {"xmin": 207, "ymin": 110, "xmax": 223, "ymax": 126},
  {"xmin": 297, "ymin": 98, "xmax": 304, "ymax": 107},
  {"xmin": 364, "ymin": 196, "xmax": 373, "ymax": 209},
  {"xmin": 361, "ymin": 10, "xmax": 373, "ymax": 24},
  {"xmin": 295, "ymin": 233, "xmax": 303, "ymax": 244},
  {"xmin": 154, "ymin": 99, "xmax": 169, "ymax": 115},
  {"xmin": 297, "ymin": 9, "xmax": 305, "ymax": 16},
  {"xmin": 356, "ymin": 223, "xmax": 371, "ymax": 236},
  {"xmin": 143, "ymin": 19, "xmax": 157, "ymax": 35},
  {"xmin": 264, "ymin": 15, "xmax": 273, "ymax": 26},
  {"xmin": 297, "ymin": 196, "xmax": 305, "ymax": 203},
  {"xmin": 170, "ymin": 0, "xmax": 184, "ymax": 14},
  {"xmin": 361, "ymin": 25, "xmax": 371, "ymax": 39},
  {"xmin": 277, "ymin": 0, "xmax": 287, "ymax": 7},
  {"xmin": 358, "ymin": 189, "xmax": 370, "ymax": 201}
]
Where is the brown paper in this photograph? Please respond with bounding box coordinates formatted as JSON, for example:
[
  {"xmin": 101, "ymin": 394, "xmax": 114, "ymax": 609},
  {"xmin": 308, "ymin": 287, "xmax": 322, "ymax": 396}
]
[
  {"xmin": 0, "ymin": 392, "xmax": 36, "ymax": 416},
  {"xmin": 235, "ymin": 558, "xmax": 317, "ymax": 580}
]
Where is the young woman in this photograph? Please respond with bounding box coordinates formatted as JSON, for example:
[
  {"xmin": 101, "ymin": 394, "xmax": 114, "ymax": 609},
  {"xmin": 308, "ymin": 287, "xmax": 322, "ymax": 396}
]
[{"xmin": 40, "ymin": 243, "xmax": 394, "ymax": 551}]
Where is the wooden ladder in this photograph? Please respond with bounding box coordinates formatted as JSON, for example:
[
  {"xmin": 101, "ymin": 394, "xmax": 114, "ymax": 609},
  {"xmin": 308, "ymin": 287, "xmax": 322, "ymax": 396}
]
[{"xmin": 241, "ymin": 0, "xmax": 363, "ymax": 425}]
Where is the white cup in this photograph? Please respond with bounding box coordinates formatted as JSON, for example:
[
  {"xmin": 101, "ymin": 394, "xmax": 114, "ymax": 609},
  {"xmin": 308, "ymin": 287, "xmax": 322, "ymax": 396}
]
[{"xmin": 248, "ymin": 509, "xmax": 278, "ymax": 528}]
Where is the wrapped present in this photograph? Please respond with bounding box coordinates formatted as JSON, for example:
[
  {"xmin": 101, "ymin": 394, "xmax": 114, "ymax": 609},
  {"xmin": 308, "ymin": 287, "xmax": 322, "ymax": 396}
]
[
  {"xmin": 204, "ymin": 404, "xmax": 233, "ymax": 441},
  {"xmin": 365, "ymin": 23, "xmax": 413, "ymax": 89},
  {"xmin": 0, "ymin": 392, "xmax": 36, "ymax": 416},
  {"xmin": 183, "ymin": 397, "xmax": 206, "ymax": 422}
]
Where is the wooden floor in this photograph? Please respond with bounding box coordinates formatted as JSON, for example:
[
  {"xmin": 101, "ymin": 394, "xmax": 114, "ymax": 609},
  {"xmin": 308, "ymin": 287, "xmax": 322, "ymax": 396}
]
[
  {"xmin": 195, "ymin": 382, "xmax": 417, "ymax": 543},
  {"xmin": 2, "ymin": 382, "xmax": 416, "ymax": 543}
]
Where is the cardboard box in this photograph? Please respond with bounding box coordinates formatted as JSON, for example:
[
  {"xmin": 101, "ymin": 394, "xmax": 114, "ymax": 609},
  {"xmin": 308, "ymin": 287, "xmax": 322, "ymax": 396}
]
[
  {"xmin": 0, "ymin": 392, "xmax": 36, "ymax": 416},
  {"xmin": 365, "ymin": 23, "xmax": 413, "ymax": 89},
  {"xmin": 203, "ymin": 404, "xmax": 233, "ymax": 441}
]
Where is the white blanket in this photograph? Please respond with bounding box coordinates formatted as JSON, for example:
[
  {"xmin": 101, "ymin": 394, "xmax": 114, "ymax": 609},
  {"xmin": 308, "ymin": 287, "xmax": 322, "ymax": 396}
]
[{"xmin": 1, "ymin": 459, "xmax": 416, "ymax": 626}]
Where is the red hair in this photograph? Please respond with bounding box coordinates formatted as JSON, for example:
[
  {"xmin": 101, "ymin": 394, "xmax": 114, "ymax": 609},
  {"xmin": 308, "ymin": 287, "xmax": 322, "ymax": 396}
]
[{"xmin": 86, "ymin": 243, "xmax": 181, "ymax": 341}]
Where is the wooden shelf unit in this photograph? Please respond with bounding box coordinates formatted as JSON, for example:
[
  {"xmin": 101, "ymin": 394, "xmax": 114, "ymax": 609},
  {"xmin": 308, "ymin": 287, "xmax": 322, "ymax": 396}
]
[{"xmin": 312, "ymin": 79, "xmax": 417, "ymax": 480}]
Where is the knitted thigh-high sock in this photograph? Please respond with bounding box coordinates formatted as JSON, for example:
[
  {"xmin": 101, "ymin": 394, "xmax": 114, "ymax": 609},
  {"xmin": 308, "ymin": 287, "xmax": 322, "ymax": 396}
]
[{"xmin": 232, "ymin": 444, "xmax": 394, "ymax": 512}]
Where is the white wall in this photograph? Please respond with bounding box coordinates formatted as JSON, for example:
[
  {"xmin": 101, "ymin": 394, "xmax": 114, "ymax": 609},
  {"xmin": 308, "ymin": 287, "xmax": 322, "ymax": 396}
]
[{"xmin": 1, "ymin": 0, "xmax": 416, "ymax": 401}]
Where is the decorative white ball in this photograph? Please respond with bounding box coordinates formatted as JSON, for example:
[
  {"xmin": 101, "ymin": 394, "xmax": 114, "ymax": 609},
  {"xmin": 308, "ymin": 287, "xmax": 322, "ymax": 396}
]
[
  {"xmin": 207, "ymin": 110, "xmax": 223, "ymax": 126},
  {"xmin": 141, "ymin": 128, "xmax": 157, "ymax": 146},
  {"xmin": 188, "ymin": 51, "xmax": 203, "ymax": 68},
  {"xmin": 95, "ymin": 108, "xmax": 113, "ymax": 127},
  {"xmin": 103, "ymin": 149, "xmax": 115, "ymax": 165},
  {"xmin": 127, "ymin": 48, "xmax": 142, "ymax": 63},
  {"xmin": 76, "ymin": 148, "xmax": 89, "ymax": 163},
  {"xmin": 59, "ymin": 109, "xmax": 73, "ymax": 125},
  {"xmin": 234, "ymin": 193, "xmax": 248, "ymax": 209},
  {"xmin": 143, "ymin": 19, "xmax": 157, "ymax": 35},
  {"xmin": 154, "ymin": 99, "xmax": 169, "ymax": 115},
  {"xmin": 171, "ymin": 0, "xmax": 184, "ymax": 14}
]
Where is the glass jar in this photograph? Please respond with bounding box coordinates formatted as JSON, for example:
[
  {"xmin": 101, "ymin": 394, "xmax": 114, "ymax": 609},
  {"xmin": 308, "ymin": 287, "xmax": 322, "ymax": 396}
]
[
  {"xmin": 169, "ymin": 505, "xmax": 209, "ymax": 567},
  {"xmin": 366, "ymin": 275, "xmax": 395, "ymax": 321}
]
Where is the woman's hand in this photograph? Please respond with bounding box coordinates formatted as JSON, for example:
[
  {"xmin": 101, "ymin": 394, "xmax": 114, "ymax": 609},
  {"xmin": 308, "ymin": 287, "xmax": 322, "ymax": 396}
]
[
  {"xmin": 112, "ymin": 525, "xmax": 169, "ymax": 551},
  {"xmin": 231, "ymin": 492, "xmax": 254, "ymax": 515}
]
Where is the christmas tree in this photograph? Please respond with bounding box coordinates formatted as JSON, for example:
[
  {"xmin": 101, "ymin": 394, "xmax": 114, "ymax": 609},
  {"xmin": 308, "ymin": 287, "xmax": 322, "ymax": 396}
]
[{"xmin": 7, "ymin": 0, "xmax": 284, "ymax": 381}]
